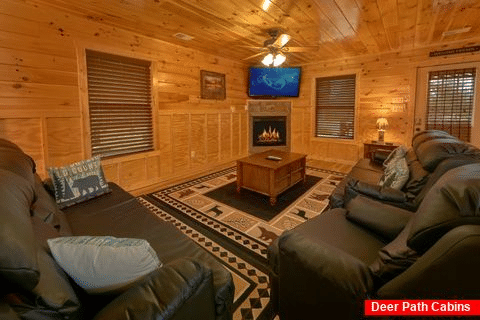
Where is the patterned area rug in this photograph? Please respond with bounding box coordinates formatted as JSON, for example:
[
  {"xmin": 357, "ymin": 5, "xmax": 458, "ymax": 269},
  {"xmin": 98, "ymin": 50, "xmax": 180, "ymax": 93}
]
[
  {"xmin": 138, "ymin": 198, "xmax": 273, "ymax": 320},
  {"xmin": 140, "ymin": 166, "xmax": 346, "ymax": 320}
]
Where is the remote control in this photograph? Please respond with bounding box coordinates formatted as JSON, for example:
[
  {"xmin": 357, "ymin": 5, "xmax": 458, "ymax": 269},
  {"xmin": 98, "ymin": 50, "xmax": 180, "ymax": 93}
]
[{"xmin": 266, "ymin": 156, "xmax": 282, "ymax": 161}]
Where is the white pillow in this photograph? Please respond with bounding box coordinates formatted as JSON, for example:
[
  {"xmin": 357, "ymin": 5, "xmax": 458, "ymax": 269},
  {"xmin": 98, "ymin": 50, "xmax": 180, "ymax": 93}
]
[{"xmin": 48, "ymin": 236, "xmax": 162, "ymax": 294}]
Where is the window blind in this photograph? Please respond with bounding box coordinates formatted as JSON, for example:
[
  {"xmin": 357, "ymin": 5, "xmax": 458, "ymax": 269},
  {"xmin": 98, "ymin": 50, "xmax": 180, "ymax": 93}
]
[
  {"xmin": 426, "ymin": 68, "xmax": 475, "ymax": 142},
  {"xmin": 86, "ymin": 50, "xmax": 153, "ymax": 158},
  {"xmin": 315, "ymin": 74, "xmax": 356, "ymax": 139}
]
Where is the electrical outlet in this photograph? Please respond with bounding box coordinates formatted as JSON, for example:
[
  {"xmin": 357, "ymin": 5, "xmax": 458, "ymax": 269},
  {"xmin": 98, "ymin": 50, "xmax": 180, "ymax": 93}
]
[{"xmin": 191, "ymin": 151, "xmax": 196, "ymax": 158}]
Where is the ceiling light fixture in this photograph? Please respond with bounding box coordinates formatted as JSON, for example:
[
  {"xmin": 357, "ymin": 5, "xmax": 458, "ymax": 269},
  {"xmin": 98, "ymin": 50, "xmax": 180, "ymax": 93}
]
[
  {"xmin": 262, "ymin": 52, "xmax": 286, "ymax": 67},
  {"xmin": 262, "ymin": 53, "xmax": 274, "ymax": 66},
  {"xmin": 273, "ymin": 53, "xmax": 286, "ymax": 66},
  {"xmin": 262, "ymin": 0, "xmax": 272, "ymax": 11}
]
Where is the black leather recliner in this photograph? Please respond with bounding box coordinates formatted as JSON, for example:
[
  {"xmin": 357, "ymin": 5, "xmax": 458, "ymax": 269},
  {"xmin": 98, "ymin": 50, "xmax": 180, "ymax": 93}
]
[
  {"xmin": 330, "ymin": 130, "xmax": 480, "ymax": 211},
  {"xmin": 268, "ymin": 163, "xmax": 480, "ymax": 319}
]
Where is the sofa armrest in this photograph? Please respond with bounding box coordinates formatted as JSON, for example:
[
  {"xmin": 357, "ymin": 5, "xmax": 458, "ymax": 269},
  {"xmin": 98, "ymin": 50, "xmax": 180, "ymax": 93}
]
[
  {"xmin": 377, "ymin": 225, "xmax": 480, "ymax": 298},
  {"xmin": 346, "ymin": 196, "xmax": 412, "ymax": 241},
  {"xmin": 277, "ymin": 231, "xmax": 374, "ymax": 319},
  {"xmin": 93, "ymin": 258, "xmax": 215, "ymax": 320},
  {"xmin": 346, "ymin": 180, "xmax": 407, "ymax": 203}
]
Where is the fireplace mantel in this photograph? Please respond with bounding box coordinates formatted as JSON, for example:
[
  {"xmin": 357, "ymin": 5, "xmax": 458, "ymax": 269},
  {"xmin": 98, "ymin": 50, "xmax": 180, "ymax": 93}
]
[{"xmin": 248, "ymin": 100, "xmax": 291, "ymax": 154}]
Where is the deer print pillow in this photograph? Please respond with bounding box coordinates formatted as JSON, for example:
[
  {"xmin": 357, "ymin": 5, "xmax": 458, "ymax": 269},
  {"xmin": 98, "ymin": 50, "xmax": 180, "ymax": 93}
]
[{"xmin": 48, "ymin": 156, "xmax": 111, "ymax": 208}]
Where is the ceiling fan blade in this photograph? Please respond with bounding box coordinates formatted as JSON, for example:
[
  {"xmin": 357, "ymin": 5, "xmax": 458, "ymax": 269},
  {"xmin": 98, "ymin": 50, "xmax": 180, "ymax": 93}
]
[
  {"xmin": 272, "ymin": 33, "xmax": 291, "ymax": 48},
  {"xmin": 237, "ymin": 45, "xmax": 267, "ymax": 50},
  {"xmin": 282, "ymin": 46, "xmax": 318, "ymax": 52},
  {"xmin": 242, "ymin": 52, "xmax": 268, "ymax": 60}
]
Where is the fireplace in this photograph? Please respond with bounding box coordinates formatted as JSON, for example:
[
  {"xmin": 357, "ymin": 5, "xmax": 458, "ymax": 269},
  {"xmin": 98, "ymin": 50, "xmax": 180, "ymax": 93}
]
[
  {"xmin": 252, "ymin": 116, "xmax": 287, "ymax": 147},
  {"xmin": 248, "ymin": 100, "xmax": 291, "ymax": 154}
]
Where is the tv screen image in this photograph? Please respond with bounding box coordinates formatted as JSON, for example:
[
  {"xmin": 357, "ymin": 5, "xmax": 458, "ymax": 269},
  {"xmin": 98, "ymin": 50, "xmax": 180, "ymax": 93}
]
[{"xmin": 248, "ymin": 67, "xmax": 301, "ymax": 97}]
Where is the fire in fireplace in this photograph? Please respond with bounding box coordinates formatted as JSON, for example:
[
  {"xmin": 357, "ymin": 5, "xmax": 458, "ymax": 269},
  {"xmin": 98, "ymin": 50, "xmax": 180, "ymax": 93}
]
[{"xmin": 252, "ymin": 116, "xmax": 287, "ymax": 147}]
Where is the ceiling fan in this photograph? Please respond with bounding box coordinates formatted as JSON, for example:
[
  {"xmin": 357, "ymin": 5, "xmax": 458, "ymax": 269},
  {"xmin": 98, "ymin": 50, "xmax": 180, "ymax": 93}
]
[{"xmin": 242, "ymin": 28, "xmax": 317, "ymax": 66}]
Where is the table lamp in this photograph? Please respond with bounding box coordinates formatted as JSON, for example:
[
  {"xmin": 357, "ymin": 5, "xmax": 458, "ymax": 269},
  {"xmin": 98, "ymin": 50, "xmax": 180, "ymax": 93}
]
[{"xmin": 376, "ymin": 117, "xmax": 389, "ymax": 143}]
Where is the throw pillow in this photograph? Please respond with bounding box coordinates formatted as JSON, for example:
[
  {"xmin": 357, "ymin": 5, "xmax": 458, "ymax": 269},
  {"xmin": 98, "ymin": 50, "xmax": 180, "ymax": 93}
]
[
  {"xmin": 48, "ymin": 236, "xmax": 162, "ymax": 294},
  {"xmin": 48, "ymin": 156, "xmax": 110, "ymax": 208},
  {"xmin": 383, "ymin": 145, "xmax": 408, "ymax": 168},
  {"xmin": 379, "ymin": 156, "xmax": 409, "ymax": 190}
]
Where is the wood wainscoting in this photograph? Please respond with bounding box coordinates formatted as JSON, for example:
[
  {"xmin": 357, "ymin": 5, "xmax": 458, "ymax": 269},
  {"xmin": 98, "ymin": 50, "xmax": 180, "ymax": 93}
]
[{"xmin": 0, "ymin": 0, "xmax": 248, "ymax": 193}]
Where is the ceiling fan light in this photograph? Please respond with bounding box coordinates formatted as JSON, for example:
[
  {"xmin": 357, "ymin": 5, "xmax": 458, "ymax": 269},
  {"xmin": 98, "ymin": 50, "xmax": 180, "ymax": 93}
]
[
  {"xmin": 262, "ymin": 53, "xmax": 274, "ymax": 66},
  {"xmin": 273, "ymin": 53, "xmax": 286, "ymax": 66}
]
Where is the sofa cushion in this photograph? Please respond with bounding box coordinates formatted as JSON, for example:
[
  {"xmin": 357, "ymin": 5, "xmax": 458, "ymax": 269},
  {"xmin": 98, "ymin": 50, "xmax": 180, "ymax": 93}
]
[
  {"xmin": 329, "ymin": 160, "xmax": 384, "ymax": 209},
  {"xmin": 369, "ymin": 219, "xmax": 419, "ymax": 286},
  {"xmin": 64, "ymin": 190, "xmax": 234, "ymax": 317},
  {"xmin": 346, "ymin": 196, "xmax": 412, "ymax": 241},
  {"xmin": 0, "ymin": 169, "xmax": 39, "ymax": 291},
  {"xmin": 48, "ymin": 236, "xmax": 162, "ymax": 294},
  {"xmin": 344, "ymin": 180, "xmax": 407, "ymax": 208},
  {"xmin": 404, "ymin": 160, "xmax": 429, "ymax": 195},
  {"xmin": 48, "ymin": 156, "xmax": 111, "ymax": 209},
  {"xmin": 407, "ymin": 163, "xmax": 480, "ymax": 253}
]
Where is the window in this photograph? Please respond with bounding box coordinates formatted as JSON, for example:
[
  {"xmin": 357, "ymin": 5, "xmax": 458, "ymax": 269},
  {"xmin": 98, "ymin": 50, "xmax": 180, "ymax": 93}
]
[
  {"xmin": 315, "ymin": 74, "xmax": 356, "ymax": 139},
  {"xmin": 86, "ymin": 50, "xmax": 153, "ymax": 158},
  {"xmin": 426, "ymin": 68, "xmax": 475, "ymax": 142},
  {"xmin": 416, "ymin": 63, "xmax": 480, "ymax": 146}
]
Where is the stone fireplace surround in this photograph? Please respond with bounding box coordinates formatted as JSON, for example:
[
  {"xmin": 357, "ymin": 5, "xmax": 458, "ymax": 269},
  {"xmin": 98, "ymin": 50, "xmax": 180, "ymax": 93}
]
[{"xmin": 248, "ymin": 100, "xmax": 291, "ymax": 154}]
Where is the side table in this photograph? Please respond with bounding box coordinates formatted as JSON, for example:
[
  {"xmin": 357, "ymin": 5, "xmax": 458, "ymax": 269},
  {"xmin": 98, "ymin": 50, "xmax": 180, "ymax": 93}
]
[{"xmin": 363, "ymin": 142, "xmax": 399, "ymax": 159}]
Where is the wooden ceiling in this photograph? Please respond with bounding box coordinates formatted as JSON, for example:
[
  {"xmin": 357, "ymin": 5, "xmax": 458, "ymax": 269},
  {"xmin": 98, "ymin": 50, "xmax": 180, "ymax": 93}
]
[{"xmin": 35, "ymin": 0, "xmax": 480, "ymax": 66}]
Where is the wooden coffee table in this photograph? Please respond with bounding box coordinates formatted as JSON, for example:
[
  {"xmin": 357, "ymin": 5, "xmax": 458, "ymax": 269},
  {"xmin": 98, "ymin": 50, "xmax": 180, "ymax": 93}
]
[{"xmin": 236, "ymin": 150, "xmax": 307, "ymax": 206}]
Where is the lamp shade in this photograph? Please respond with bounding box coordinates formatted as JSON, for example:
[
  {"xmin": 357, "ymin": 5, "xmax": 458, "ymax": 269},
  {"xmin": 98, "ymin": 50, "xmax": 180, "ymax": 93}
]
[
  {"xmin": 376, "ymin": 117, "xmax": 389, "ymax": 131},
  {"xmin": 262, "ymin": 53, "xmax": 274, "ymax": 66},
  {"xmin": 273, "ymin": 53, "xmax": 286, "ymax": 66}
]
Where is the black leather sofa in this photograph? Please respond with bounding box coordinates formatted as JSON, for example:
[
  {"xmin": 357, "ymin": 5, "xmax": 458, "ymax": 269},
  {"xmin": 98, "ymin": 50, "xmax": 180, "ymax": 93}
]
[
  {"xmin": 330, "ymin": 130, "xmax": 480, "ymax": 211},
  {"xmin": 0, "ymin": 138, "xmax": 234, "ymax": 320},
  {"xmin": 268, "ymin": 130, "xmax": 480, "ymax": 319}
]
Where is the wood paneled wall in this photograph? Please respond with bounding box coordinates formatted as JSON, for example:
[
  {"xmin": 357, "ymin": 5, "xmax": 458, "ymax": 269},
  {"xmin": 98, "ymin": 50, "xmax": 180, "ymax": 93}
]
[
  {"xmin": 0, "ymin": 0, "xmax": 248, "ymax": 194},
  {"xmin": 293, "ymin": 41, "xmax": 480, "ymax": 164},
  {"xmin": 2, "ymin": 0, "xmax": 480, "ymax": 193}
]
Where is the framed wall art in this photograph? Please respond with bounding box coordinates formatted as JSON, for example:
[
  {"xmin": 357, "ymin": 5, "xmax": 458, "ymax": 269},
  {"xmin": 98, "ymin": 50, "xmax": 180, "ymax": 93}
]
[{"xmin": 200, "ymin": 70, "xmax": 226, "ymax": 100}]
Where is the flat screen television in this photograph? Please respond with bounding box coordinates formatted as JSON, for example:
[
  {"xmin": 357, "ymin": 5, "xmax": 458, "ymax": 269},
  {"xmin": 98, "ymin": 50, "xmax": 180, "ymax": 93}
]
[{"xmin": 248, "ymin": 67, "xmax": 301, "ymax": 97}]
